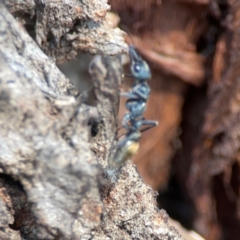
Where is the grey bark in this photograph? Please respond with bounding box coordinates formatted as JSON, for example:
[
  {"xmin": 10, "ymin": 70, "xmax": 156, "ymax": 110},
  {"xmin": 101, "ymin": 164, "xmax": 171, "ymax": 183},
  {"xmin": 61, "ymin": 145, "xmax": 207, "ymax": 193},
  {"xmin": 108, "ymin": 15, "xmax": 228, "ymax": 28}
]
[
  {"xmin": 5, "ymin": 0, "xmax": 128, "ymax": 62},
  {"xmin": 0, "ymin": 1, "xmax": 183, "ymax": 240}
]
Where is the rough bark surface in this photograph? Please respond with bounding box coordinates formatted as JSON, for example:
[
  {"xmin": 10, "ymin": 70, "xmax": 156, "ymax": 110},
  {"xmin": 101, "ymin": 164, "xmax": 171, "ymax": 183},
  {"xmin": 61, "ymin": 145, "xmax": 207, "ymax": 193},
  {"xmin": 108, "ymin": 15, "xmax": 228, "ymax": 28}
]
[
  {"xmin": 5, "ymin": 0, "xmax": 128, "ymax": 62},
  {"xmin": 0, "ymin": 2, "xmax": 182, "ymax": 240}
]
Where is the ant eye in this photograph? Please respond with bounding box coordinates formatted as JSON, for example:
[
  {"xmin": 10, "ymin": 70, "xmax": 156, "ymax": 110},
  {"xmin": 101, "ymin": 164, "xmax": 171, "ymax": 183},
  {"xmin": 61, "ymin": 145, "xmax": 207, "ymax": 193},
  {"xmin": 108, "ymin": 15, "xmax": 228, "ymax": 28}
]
[{"xmin": 134, "ymin": 64, "xmax": 141, "ymax": 73}]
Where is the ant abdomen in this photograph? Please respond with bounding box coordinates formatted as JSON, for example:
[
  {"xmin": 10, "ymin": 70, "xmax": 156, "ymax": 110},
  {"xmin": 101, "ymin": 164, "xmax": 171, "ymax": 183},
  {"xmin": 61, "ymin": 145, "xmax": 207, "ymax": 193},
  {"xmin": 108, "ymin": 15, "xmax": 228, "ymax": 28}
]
[{"xmin": 109, "ymin": 131, "xmax": 141, "ymax": 168}]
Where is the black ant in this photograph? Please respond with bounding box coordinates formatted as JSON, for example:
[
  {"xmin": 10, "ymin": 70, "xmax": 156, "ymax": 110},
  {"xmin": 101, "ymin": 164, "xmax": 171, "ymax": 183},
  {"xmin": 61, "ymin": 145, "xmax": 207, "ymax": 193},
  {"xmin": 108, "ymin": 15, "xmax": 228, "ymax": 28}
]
[{"xmin": 109, "ymin": 45, "xmax": 158, "ymax": 168}]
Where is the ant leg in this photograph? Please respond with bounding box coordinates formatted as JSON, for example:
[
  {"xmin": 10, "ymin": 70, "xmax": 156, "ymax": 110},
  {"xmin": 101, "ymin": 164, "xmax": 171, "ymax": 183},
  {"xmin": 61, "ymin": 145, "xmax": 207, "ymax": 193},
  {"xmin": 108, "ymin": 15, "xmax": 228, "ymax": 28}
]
[
  {"xmin": 120, "ymin": 92, "xmax": 139, "ymax": 99},
  {"xmin": 122, "ymin": 113, "xmax": 131, "ymax": 130},
  {"xmin": 139, "ymin": 119, "xmax": 158, "ymax": 132}
]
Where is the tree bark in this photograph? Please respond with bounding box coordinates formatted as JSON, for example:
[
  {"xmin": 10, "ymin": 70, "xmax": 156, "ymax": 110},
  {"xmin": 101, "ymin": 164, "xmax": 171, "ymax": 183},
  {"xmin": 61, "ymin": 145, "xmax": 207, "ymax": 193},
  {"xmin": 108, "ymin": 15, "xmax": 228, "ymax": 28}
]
[{"xmin": 0, "ymin": 2, "xmax": 182, "ymax": 240}]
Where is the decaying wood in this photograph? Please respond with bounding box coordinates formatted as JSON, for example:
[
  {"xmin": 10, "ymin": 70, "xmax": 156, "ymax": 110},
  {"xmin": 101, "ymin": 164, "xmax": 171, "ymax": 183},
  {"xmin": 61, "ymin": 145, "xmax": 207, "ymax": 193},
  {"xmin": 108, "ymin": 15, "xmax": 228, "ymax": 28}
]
[
  {"xmin": 0, "ymin": 2, "xmax": 183, "ymax": 240},
  {"xmin": 187, "ymin": 1, "xmax": 240, "ymax": 239}
]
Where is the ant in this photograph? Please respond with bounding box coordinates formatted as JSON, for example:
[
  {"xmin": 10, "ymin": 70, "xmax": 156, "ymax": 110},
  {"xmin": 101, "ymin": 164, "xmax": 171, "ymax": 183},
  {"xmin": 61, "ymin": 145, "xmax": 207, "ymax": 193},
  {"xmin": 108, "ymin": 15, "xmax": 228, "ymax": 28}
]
[{"xmin": 109, "ymin": 45, "xmax": 158, "ymax": 168}]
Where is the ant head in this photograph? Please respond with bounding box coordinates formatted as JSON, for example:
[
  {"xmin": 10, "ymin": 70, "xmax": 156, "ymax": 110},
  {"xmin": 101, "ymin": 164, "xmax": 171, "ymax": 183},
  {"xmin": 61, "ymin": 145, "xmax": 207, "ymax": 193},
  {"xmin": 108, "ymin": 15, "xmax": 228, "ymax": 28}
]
[{"xmin": 129, "ymin": 46, "xmax": 151, "ymax": 80}]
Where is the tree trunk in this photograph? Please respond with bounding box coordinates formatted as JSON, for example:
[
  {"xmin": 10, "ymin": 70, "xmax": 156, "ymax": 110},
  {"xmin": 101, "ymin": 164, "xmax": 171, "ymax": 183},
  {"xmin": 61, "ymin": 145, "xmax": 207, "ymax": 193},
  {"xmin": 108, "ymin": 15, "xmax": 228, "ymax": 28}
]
[{"xmin": 0, "ymin": 2, "xmax": 182, "ymax": 239}]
